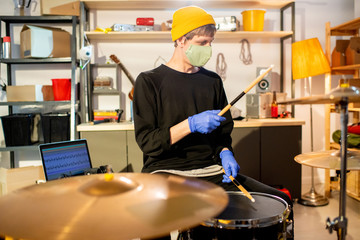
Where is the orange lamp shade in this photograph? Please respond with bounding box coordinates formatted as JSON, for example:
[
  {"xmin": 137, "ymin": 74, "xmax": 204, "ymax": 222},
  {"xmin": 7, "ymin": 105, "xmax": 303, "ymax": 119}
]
[{"xmin": 292, "ymin": 38, "xmax": 331, "ymax": 80}]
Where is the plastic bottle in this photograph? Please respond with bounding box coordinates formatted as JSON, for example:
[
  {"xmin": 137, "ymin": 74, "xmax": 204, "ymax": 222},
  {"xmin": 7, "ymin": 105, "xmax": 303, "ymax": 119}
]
[
  {"xmin": 271, "ymin": 91, "xmax": 278, "ymax": 118},
  {"xmin": 2, "ymin": 36, "xmax": 11, "ymax": 59}
]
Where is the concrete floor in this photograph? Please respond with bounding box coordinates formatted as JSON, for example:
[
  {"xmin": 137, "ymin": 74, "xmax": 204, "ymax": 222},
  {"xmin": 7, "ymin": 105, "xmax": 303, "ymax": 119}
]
[{"xmin": 294, "ymin": 184, "xmax": 360, "ymax": 240}]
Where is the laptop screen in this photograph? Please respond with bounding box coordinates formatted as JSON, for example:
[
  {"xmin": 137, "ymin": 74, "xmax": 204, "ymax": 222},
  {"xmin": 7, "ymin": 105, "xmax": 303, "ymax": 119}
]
[{"xmin": 39, "ymin": 139, "xmax": 92, "ymax": 181}]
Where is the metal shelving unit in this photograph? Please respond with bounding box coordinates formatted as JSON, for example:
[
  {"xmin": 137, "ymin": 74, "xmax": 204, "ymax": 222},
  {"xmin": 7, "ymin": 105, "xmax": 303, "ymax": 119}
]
[
  {"xmin": 89, "ymin": 63, "xmax": 121, "ymax": 121},
  {"xmin": 0, "ymin": 101, "xmax": 72, "ymax": 106},
  {"xmin": 0, "ymin": 15, "xmax": 78, "ymax": 168}
]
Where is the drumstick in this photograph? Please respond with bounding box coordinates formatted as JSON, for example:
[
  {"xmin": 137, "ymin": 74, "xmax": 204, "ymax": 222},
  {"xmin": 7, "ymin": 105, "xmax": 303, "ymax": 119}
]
[
  {"xmin": 222, "ymin": 169, "xmax": 255, "ymax": 203},
  {"xmin": 218, "ymin": 65, "xmax": 274, "ymax": 116}
]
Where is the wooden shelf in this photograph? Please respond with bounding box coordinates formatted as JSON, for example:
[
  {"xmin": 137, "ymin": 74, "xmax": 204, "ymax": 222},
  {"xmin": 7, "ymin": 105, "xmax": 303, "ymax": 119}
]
[
  {"xmin": 330, "ymin": 105, "xmax": 360, "ymax": 113},
  {"xmin": 330, "ymin": 142, "xmax": 360, "ymax": 151},
  {"xmin": 331, "ymin": 64, "xmax": 360, "ymax": 75},
  {"xmin": 85, "ymin": 30, "xmax": 293, "ymax": 41},
  {"xmin": 330, "ymin": 17, "xmax": 360, "ymax": 36},
  {"xmin": 81, "ymin": 0, "xmax": 293, "ymax": 10}
]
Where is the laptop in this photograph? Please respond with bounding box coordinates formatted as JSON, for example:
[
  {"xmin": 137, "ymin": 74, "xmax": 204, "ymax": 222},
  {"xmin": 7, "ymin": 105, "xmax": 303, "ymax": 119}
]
[{"xmin": 39, "ymin": 139, "xmax": 92, "ymax": 181}]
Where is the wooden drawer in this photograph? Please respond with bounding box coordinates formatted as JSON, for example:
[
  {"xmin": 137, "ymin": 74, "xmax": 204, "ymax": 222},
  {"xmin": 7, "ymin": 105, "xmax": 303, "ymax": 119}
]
[{"xmin": 347, "ymin": 171, "xmax": 360, "ymax": 200}]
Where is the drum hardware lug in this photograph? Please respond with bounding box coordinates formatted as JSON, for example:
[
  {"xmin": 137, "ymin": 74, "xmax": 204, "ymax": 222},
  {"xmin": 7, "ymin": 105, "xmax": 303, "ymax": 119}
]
[{"xmin": 285, "ymin": 219, "xmax": 294, "ymax": 240}]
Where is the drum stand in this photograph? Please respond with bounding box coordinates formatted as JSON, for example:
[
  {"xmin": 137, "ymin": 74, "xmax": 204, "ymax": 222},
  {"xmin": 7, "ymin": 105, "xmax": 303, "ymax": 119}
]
[{"xmin": 326, "ymin": 99, "xmax": 348, "ymax": 240}]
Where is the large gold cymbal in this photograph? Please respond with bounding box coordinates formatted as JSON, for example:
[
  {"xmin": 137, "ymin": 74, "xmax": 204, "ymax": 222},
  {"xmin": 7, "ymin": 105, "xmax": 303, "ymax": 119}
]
[
  {"xmin": 278, "ymin": 86, "xmax": 360, "ymax": 105},
  {"xmin": 294, "ymin": 150, "xmax": 360, "ymax": 170},
  {"xmin": 0, "ymin": 173, "xmax": 228, "ymax": 240}
]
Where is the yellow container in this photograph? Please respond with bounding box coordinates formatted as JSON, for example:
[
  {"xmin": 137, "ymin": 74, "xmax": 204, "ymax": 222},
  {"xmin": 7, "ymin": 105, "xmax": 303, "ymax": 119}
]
[{"xmin": 242, "ymin": 10, "xmax": 266, "ymax": 31}]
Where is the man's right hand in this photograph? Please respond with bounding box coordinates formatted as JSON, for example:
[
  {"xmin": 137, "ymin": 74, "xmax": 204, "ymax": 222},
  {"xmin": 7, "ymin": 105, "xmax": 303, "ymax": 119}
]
[{"xmin": 188, "ymin": 110, "xmax": 226, "ymax": 134}]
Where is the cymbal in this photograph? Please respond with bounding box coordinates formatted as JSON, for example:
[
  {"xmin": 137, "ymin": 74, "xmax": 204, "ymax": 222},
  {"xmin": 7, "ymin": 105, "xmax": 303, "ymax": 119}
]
[
  {"xmin": 0, "ymin": 173, "xmax": 228, "ymax": 240},
  {"xmin": 294, "ymin": 150, "xmax": 360, "ymax": 170},
  {"xmin": 278, "ymin": 86, "xmax": 360, "ymax": 105}
]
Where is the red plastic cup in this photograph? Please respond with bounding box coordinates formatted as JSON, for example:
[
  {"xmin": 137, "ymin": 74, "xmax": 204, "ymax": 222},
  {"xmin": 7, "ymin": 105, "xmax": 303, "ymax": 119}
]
[{"xmin": 52, "ymin": 78, "xmax": 71, "ymax": 101}]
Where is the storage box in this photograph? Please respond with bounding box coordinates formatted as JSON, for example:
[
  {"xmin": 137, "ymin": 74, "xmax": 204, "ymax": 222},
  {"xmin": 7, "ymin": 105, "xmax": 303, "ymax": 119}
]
[
  {"xmin": 346, "ymin": 37, "xmax": 360, "ymax": 65},
  {"xmin": 20, "ymin": 25, "xmax": 71, "ymax": 58},
  {"xmin": 246, "ymin": 92, "xmax": 287, "ymax": 119},
  {"xmin": 7, "ymin": 85, "xmax": 53, "ymax": 102},
  {"xmin": 41, "ymin": 0, "xmax": 80, "ymax": 16},
  {"xmin": 331, "ymin": 40, "xmax": 350, "ymax": 67},
  {"xmin": 1, "ymin": 114, "xmax": 40, "ymax": 146},
  {"xmin": 339, "ymin": 78, "xmax": 360, "ymax": 108},
  {"xmin": 0, "ymin": 166, "xmax": 45, "ymax": 196},
  {"xmin": 41, "ymin": 113, "xmax": 70, "ymax": 143},
  {"xmin": 347, "ymin": 171, "xmax": 360, "ymax": 198}
]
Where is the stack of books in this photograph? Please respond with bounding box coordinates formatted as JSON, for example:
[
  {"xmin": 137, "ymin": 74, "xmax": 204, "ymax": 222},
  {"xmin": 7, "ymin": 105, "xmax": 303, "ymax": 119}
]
[{"xmin": 93, "ymin": 110, "xmax": 118, "ymax": 121}]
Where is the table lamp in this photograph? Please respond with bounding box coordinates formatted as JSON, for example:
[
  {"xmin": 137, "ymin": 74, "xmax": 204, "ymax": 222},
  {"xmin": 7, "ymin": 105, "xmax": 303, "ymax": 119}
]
[{"xmin": 292, "ymin": 37, "xmax": 331, "ymax": 206}]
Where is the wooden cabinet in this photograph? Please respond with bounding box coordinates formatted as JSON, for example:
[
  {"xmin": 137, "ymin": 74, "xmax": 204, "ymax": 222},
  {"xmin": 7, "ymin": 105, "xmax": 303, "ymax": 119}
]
[
  {"xmin": 232, "ymin": 126, "xmax": 302, "ymax": 200},
  {"xmin": 324, "ymin": 17, "xmax": 360, "ymax": 200},
  {"xmin": 80, "ymin": 129, "xmax": 143, "ymax": 173},
  {"xmin": 78, "ymin": 119, "xmax": 303, "ymax": 199},
  {"xmin": 78, "ymin": 122, "xmax": 144, "ymax": 172}
]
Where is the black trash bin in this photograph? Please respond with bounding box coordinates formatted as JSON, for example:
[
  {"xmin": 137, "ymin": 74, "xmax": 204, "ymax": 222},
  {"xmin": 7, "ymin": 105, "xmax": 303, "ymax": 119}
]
[
  {"xmin": 1, "ymin": 114, "xmax": 40, "ymax": 146},
  {"xmin": 41, "ymin": 113, "xmax": 70, "ymax": 143}
]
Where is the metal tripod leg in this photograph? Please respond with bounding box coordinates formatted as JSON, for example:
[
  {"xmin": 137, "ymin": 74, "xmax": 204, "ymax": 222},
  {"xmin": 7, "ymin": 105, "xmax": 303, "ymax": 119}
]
[{"xmin": 326, "ymin": 99, "xmax": 348, "ymax": 240}]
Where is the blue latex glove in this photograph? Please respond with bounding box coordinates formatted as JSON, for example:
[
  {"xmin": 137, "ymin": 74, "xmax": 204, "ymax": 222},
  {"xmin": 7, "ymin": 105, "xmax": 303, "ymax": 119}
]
[
  {"xmin": 221, "ymin": 150, "xmax": 240, "ymax": 183},
  {"xmin": 188, "ymin": 110, "xmax": 226, "ymax": 134}
]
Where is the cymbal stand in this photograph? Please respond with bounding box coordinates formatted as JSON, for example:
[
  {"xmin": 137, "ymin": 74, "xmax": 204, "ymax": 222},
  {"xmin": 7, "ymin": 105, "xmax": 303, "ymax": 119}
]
[{"xmin": 326, "ymin": 98, "xmax": 348, "ymax": 240}]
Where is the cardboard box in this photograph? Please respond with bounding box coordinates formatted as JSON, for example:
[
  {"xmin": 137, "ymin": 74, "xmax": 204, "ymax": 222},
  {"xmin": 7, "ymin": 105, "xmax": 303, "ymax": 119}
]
[
  {"xmin": 332, "ymin": 40, "xmax": 350, "ymax": 67},
  {"xmin": 347, "ymin": 171, "xmax": 360, "ymax": 198},
  {"xmin": 246, "ymin": 92, "xmax": 287, "ymax": 119},
  {"xmin": 20, "ymin": 25, "xmax": 71, "ymax": 58},
  {"xmin": 349, "ymin": 37, "xmax": 360, "ymax": 64},
  {"xmin": 7, "ymin": 85, "xmax": 53, "ymax": 101},
  {"xmin": 41, "ymin": 0, "xmax": 80, "ymax": 16},
  {"xmin": 0, "ymin": 166, "xmax": 45, "ymax": 196}
]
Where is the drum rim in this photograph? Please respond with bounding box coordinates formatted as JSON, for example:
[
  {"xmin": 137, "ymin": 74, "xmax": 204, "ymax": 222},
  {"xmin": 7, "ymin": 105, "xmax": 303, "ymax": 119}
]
[{"xmin": 202, "ymin": 191, "xmax": 290, "ymax": 229}]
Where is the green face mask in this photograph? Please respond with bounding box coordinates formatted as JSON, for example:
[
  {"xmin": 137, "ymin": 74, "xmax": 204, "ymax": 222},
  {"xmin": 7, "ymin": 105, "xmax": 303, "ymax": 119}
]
[{"xmin": 185, "ymin": 44, "xmax": 212, "ymax": 67}]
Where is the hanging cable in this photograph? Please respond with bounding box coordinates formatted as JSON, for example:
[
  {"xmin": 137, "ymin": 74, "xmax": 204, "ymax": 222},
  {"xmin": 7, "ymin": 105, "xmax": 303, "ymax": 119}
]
[
  {"xmin": 154, "ymin": 56, "xmax": 167, "ymax": 68},
  {"xmin": 216, "ymin": 53, "xmax": 227, "ymax": 81},
  {"xmin": 239, "ymin": 39, "xmax": 253, "ymax": 65}
]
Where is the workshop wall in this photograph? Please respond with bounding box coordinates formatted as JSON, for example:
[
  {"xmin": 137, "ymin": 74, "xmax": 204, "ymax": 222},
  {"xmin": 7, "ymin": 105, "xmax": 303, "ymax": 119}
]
[{"xmin": 0, "ymin": 0, "xmax": 356, "ymax": 190}]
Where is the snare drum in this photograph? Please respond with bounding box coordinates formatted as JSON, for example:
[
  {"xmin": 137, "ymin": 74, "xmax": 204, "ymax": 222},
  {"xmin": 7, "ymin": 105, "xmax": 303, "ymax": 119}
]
[{"xmin": 180, "ymin": 192, "xmax": 290, "ymax": 240}]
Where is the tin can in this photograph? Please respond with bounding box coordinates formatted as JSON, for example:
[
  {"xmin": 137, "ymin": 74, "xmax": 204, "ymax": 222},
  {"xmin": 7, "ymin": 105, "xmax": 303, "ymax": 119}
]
[{"xmin": 2, "ymin": 36, "xmax": 11, "ymax": 59}]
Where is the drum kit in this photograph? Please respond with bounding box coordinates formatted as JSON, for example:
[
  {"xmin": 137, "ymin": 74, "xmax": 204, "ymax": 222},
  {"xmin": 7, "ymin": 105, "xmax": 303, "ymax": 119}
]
[
  {"xmin": 279, "ymin": 85, "xmax": 360, "ymax": 240},
  {"xmin": 0, "ymin": 172, "xmax": 290, "ymax": 240},
  {"xmin": 0, "ymin": 86, "xmax": 358, "ymax": 240}
]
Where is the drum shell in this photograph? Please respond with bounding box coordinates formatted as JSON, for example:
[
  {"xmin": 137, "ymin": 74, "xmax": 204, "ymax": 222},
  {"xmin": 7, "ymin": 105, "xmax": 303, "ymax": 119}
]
[
  {"xmin": 203, "ymin": 192, "xmax": 290, "ymax": 229},
  {"xmin": 180, "ymin": 192, "xmax": 290, "ymax": 240}
]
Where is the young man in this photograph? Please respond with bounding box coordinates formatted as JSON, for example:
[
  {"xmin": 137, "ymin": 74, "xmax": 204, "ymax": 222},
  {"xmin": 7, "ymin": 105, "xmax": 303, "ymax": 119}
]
[{"xmin": 133, "ymin": 6, "xmax": 293, "ymax": 239}]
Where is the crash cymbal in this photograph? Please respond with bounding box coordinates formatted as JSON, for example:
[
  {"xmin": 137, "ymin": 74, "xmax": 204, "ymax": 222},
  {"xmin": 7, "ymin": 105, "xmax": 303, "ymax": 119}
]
[
  {"xmin": 278, "ymin": 86, "xmax": 360, "ymax": 105},
  {"xmin": 0, "ymin": 173, "xmax": 228, "ymax": 240},
  {"xmin": 294, "ymin": 150, "xmax": 360, "ymax": 170}
]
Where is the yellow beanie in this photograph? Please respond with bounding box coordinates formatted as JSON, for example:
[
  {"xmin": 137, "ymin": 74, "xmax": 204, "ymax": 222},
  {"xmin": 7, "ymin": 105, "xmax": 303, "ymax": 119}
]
[{"xmin": 171, "ymin": 6, "xmax": 215, "ymax": 42}]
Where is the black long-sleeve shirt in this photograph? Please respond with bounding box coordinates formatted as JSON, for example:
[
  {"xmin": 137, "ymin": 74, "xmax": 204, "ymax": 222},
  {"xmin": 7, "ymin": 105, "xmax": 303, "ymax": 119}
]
[{"xmin": 133, "ymin": 64, "xmax": 233, "ymax": 173}]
